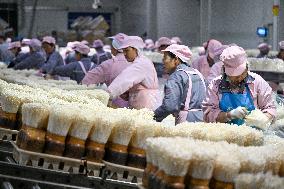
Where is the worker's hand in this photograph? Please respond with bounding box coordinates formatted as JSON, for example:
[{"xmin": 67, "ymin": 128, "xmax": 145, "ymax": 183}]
[{"xmin": 228, "ymin": 107, "xmax": 249, "ymax": 119}]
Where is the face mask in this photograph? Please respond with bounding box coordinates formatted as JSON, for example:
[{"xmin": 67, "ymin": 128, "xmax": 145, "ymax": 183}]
[{"xmin": 21, "ymin": 46, "xmax": 30, "ymax": 54}]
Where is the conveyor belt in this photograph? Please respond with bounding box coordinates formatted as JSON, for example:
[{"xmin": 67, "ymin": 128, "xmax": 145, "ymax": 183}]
[{"xmin": 0, "ymin": 141, "xmax": 138, "ymax": 189}]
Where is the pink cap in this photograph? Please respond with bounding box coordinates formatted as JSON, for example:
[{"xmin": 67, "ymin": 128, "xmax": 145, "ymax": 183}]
[
  {"xmin": 171, "ymin": 37, "xmax": 182, "ymax": 44},
  {"xmin": 156, "ymin": 37, "xmax": 172, "ymax": 48},
  {"xmin": 119, "ymin": 36, "xmax": 145, "ymax": 50},
  {"xmin": 162, "ymin": 44, "xmax": 192, "ymax": 63},
  {"xmin": 28, "ymin": 39, "xmax": 42, "ymax": 51},
  {"xmin": 213, "ymin": 45, "xmax": 230, "ymax": 59},
  {"xmin": 42, "ymin": 36, "xmax": 56, "ymax": 45},
  {"xmin": 220, "ymin": 46, "xmax": 248, "ymax": 76},
  {"xmin": 279, "ymin": 41, "xmax": 284, "ymax": 50},
  {"xmin": 73, "ymin": 42, "xmax": 90, "ymax": 55},
  {"xmin": 109, "ymin": 33, "xmax": 127, "ymax": 50},
  {"xmin": 145, "ymin": 39, "xmax": 155, "ymax": 50},
  {"xmin": 257, "ymin": 43, "xmax": 270, "ymax": 50},
  {"xmin": 93, "ymin": 39, "xmax": 104, "ymax": 48},
  {"xmin": 81, "ymin": 40, "xmax": 89, "ymax": 46},
  {"xmin": 198, "ymin": 47, "xmax": 206, "ymax": 56},
  {"xmin": 207, "ymin": 39, "xmax": 222, "ymax": 59},
  {"xmin": 21, "ymin": 38, "xmax": 31, "ymax": 46},
  {"xmin": 8, "ymin": 41, "xmax": 21, "ymax": 50}
]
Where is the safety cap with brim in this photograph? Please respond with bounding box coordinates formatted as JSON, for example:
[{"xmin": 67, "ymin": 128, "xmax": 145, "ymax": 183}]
[
  {"xmin": 279, "ymin": 41, "xmax": 284, "ymax": 50},
  {"xmin": 108, "ymin": 33, "xmax": 127, "ymax": 51},
  {"xmin": 162, "ymin": 44, "xmax": 192, "ymax": 63},
  {"xmin": 156, "ymin": 37, "xmax": 172, "ymax": 48},
  {"xmin": 207, "ymin": 39, "xmax": 222, "ymax": 59},
  {"xmin": 119, "ymin": 36, "xmax": 145, "ymax": 50},
  {"xmin": 73, "ymin": 43, "xmax": 90, "ymax": 55},
  {"xmin": 220, "ymin": 46, "xmax": 248, "ymax": 76},
  {"xmin": 257, "ymin": 43, "xmax": 270, "ymax": 50},
  {"xmin": 8, "ymin": 41, "xmax": 21, "ymax": 50},
  {"xmin": 42, "ymin": 36, "xmax": 56, "ymax": 45}
]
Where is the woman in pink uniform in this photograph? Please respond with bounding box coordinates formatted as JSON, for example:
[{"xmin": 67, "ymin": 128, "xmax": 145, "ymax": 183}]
[
  {"xmin": 192, "ymin": 39, "xmax": 222, "ymax": 81},
  {"xmin": 202, "ymin": 45, "xmax": 276, "ymax": 127},
  {"xmin": 107, "ymin": 36, "xmax": 160, "ymax": 110},
  {"xmin": 82, "ymin": 33, "xmax": 130, "ymax": 108}
]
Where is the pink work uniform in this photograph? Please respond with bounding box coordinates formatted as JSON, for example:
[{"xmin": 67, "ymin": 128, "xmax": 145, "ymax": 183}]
[
  {"xmin": 207, "ymin": 61, "xmax": 224, "ymax": 83},
  {"xmin": 192, "ymin": 55, "xmax": 211, "ymax": 80},
  {"xmin": 82, "ymin": 53, "xmax": 130, "ymax": 107},
  {"xmin": 202, "ymin": 71, "xmax": 276, "ymax": 122},
  {"xmin": 108, "ymin": 55, "xmax": 161, "ymax": 110}
]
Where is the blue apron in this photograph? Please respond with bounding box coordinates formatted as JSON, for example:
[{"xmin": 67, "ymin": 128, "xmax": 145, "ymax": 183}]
[{"xmin": 219, "ymin": 85, "xmax": 255, "ymax": 125}]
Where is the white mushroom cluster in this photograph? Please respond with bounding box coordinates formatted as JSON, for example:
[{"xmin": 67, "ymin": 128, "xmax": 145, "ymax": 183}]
[{"xmin": 144, "ymin": 136, "xmax": 284, "ymax": 189}]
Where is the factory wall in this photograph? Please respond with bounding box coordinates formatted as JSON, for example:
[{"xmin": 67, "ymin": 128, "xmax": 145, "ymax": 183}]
[
  {"xmin": 210, "ymin": 0, "xmax": 275, "ymax": 48},
  {"xmin": 1, "ymin": 0, "xmax": 122, "ymax": 38},
  {"xmin": 120, "ymin": 0, "xmax": 148, "ymax": 37},
  {"xmin": 156, "ymin": 0, "xmax": 200, "ymax": 47},
  {"xmin": 0, "ymin": 0, "xmax": 283, "ymax": 49},
  {"xmin": 279, "ymin": 0, "xmax": 284, "ymax": 44}
]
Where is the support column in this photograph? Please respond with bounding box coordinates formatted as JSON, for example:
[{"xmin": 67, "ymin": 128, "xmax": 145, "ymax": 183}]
[
  {"xmin": 200, "ymin": 0, "xmax": 212, "ymax": 44},
  {"xmin": 273, "ymin": 0, "xmax": 280, "ymax": 50},
  {"xmin": 146, "ymin": 0, "xmax": 157, "ymax": 40}
]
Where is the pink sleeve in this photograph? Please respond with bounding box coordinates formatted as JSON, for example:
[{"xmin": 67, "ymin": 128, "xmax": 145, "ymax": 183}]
[
  {"xmin": 254, "ymin": 75, "xmax": 276, "ymax": 118},
  {"xmin": 202, "ymin": 79, "xmax": 222, "ymax": 122},
  {"xmin": 208, "ymin": 62, "xmax": 223, "ymax": 83},
  {"xmin": 108, "ymin": 62, "xmax": 145, "ymax": 98},
  {"xmin": 191, "ymin": 58, "xmax": 199, "ymax": 70},
  {"xmin": 82, "ymin": 60, "xmax": 110, "ymax": 85}
]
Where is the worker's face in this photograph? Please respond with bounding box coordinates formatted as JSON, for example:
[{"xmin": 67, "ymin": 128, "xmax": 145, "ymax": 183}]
[
  {"xmin": 227, "ymin": 68, "xmax": 248, "ymax": 85},
  {"xmin": 260, "ymin": 49, "xmax": 269, "ymax": 55},
  {"xmin": 42, "ymin": 42, "xmax": 54, "ymax": 54},
  {"xmin": 279, "ymin": 49, "xmax": 284, "ymax": 60},
  {"xmin": 10, "ymin": 48, "xmax": 18, "ymax": 55},
  {"xmin": 75, "ymin": 51, "xmax": 81, "ymax": 61},
  {"xmin": 111, "ymin": 46, "xmax": 119, "ymax": 56},
  {"xmin": 163, "ymin": 52, "xmax": 179, "ymax": 74},
  {"xmin": 123, "ymin": 47, "xmax": 138, "ymax": 62}
]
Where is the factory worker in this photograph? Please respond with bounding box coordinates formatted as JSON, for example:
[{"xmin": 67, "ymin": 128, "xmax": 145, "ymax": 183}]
[
  {"xmin": 21, "ymin": 38, "xmax": 31, "ymax": 54},
  {"xmin": 277, "ymin": 41, "xmax": 284, "ymax": 61},
  {"xmin": 171, "ymin": 37, "xmax": 182, "ymax": 45},
  {"xmin": 91, "ymin": 39, "xmax": 112, "ymax": 65},
  {"xmin": 202, "ymin": 45, "xmax": 276, "ymax": 127},
  {"xmin": 207, "ymin": 44, "xmax": 232, "ymax": 83},
  {"xmin": 7, "ymin": 41, "xmax": 26, "ymax": 68},
  {"xmin": 154, "ymin": 44, "xmax": 206, "ymax": 124},
  {"xmin": 81, "ymin": 40, "xmax": 89, "ymax": 46},
  {"xmin": 257, "ymin": 43, "xmax": 270, "ymax": 58},
  {"xmin": 40, "ymin": 36, "xmax": 64, "ymax": 75},
  {"xmin": 107, "ymin": 36, "xmax": 161, "ymax": 110},
  {"xmin": 14, "ymin": 39, "xmax": 45, "ymax": 70},
  {"xmin": 144, "ymin": 39, "xmax": 155, "ymax": 51},
  {"xmin": 0, "ymin": 34, "xmax": 14, "ymax": 64},
  {"xmin": 192, "ymin": 39, "xmax": 222, "ymax": 81},
  {"xmin": 82, "ymin": 33, "xmax": 130, "ymax": 108},
  {"xmin": 53, "ymin": 43, "xmax": 94, "ymax": 84},
  {"xmin": 64, "ymin": 41, "xmax": 80, "ymax": 64},
  {"xmin": 156, "ymin": 37, "xmax": 172, "ymax": 52}
]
